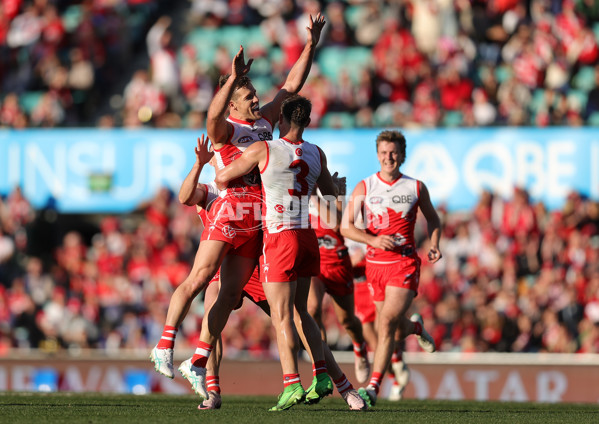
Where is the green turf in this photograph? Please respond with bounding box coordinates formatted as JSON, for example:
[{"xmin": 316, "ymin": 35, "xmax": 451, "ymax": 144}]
[{"xmin": 0, "ymin": 393, "xmax": 597, "ymax": 424}]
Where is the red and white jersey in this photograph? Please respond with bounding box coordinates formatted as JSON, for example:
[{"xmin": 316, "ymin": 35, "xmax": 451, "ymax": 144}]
[
  {"xmin": 362, "ymin": 172, "xmax": 420, "ymax": 264},
  {"xmin": 310, "ymin": 211, "xmax": 348, "ymax": 266},
  {"xmin": 196, "ymin": 182, "xmax": 220, "ymax": 227},
  {"xmin": 214, "ymin": 116, "xmax": 273, "ymax": 194},
  {"xmin": 261, "ymin": 137, "xmax": 322, "ymax": 233}
]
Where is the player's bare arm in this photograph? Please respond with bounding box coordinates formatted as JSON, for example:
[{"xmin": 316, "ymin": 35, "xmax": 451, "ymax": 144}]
[
  {"xmin": 418, "ymin": 181, "xmax": 442, "ymax": 263},
  {"xmin": 214, "ymin": 141, "xmax": 267, "ymax": 190},
  {"xmin": 260, "ymin": 14, "xmax": 326, "ymax": 124},
  {"xmin": 179, "ymin": 135, "xmax": 214, "ymax": 207},
  {"xmin": 341, "ymin": 182, "xmax": 395, "ymax": 251},
  {"xmin": 206, "ymin": 46, "xmax": 254, "ymax": 147},
  {"xmin": 315, "ymin": 147, "xmax": 339, "ymax": 198}
]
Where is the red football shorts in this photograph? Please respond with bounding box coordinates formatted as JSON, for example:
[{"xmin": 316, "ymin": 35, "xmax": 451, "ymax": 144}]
[
  {"xmin": 354, "ymin": 279, "xmax": 376, "ymax": 324},
  {"xmin": 317, "ymin": 257, "xmax": 354, "ymax": 297},
  {"xmin": 365, "ymin": 255, "xmax": 421, "ymax": 302},
  {"xmin": 201, "ymin": 194, "xmax": 261, "ymax": 258},
  {"xmin": 260, "ymin": 229, "xmax": 320, "ymax": 283},
  {"xmin": 242, "ymin": 265, "xmax": 266, "ymax": 303}
]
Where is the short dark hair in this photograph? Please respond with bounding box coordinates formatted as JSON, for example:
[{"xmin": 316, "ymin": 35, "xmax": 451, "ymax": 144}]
[
  {"xmin": 218, "ymin": 74, "xmax": 252, "ymax": 99},
  {"xmin": 376, "ymin": 130, "xmax": 406, "ymax": 166},
  {"xmin": 281, "ymin": 95, "xmax": 311, "ymax": 128}
]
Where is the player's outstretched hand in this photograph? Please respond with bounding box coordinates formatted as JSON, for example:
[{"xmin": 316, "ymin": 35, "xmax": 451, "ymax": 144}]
[
  {"xmin": 232, "ymin": 45, "xmax": 253, "ymax": 79},
  {"xmin": 306, "ymin": 13, "xmax": 326, "ymax": 47},
  {"xmin": 427, "ymin": 246, "xmax": 442, "ymax": 263},
  {"xmin": 331, "ymin": 172, "xmax": 346, "ymax": 196},
  {"xmin": 195, "ymin": 134, "xmax": 214, "ymax": 166}
]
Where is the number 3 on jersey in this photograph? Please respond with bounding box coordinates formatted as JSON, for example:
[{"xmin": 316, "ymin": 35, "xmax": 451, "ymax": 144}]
[{"xmin": 288, "ymin": 159, "xmax": 309, "ymax": 197}]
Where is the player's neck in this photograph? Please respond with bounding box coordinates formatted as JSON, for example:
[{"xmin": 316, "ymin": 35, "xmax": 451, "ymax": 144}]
[
  {"xmin": 379, "ymin": 170, "xmax": 401, "ymax": 183},
  {"xmin": 228, "ymin": 112, "xmax": 255, "ymax": 125},
  {"xmin": 280, "ymin": 128, "xmax": 303, "ymax": 143}
]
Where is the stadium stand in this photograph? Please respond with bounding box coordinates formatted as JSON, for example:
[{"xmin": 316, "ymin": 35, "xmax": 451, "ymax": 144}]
[{"xmin": 3, "ymin": 0, "xmax": 599, "ymax": 127}]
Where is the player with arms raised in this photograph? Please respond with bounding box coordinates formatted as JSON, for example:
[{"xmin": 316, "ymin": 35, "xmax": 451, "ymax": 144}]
[{"xmin": 150, "ymin": 14, "xmax": 326, "ymax": 398}]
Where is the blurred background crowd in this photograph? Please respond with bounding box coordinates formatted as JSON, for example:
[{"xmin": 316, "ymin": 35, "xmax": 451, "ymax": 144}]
[
  {"xmin": 4, "ymin": 0, "xmax": 599, "ymax": 128},
  {"xmin": 0, "ymin": 0, "xmax": 598, "ymax": 359},
  {"xmin": 0, "ymin": 185, "xmax": 597, "ymax": 357}
]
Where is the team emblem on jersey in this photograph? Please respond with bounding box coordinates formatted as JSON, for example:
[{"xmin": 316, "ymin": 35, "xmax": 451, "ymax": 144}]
[
  {"xmin": 295, "ymin": 148, "xmax": 303, "ymax": 156},
  {"xmin": 274, "ymin": 204, "xmax": 286, "ymax": 213},
  {"xmin": 317, "ymin": 235, "xmax": 337, "ymax": 249},
  {"xmin": 369, "ymin": 196, "xmax": 383, "ymax": 204},
  {"xmin": 221, "ymin": 225, "xmax": 236, "ymax": 238},
  {"xmin": 237, "ymin": 136, "xmax": 253, "ymax": 143}
]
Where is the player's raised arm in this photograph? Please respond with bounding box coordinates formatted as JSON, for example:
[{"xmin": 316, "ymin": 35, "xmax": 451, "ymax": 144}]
[
  {"xmin": 260, "ymin": 14, "xmax": 326, "ymax": 124},
  {"xmin": 214, "ymin": 141, "xmax": 267, "ymax": 190},
  {"xmin": 178, "ymin": 135, "xmax": 214, "ymax": 207},
  {"xmin": 206, "ymin": 46, "xmax": 254, "ymax": 147},
  {"xmin": 418, "ymin": 181, "xmax": 443, "ymax": 263},
  {"xmin": 341, "ymin": 182, "xmax": 396, "ymax": 251}
]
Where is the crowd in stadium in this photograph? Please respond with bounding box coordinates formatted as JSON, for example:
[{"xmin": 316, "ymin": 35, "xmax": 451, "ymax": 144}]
[
  {"xmin": 0, "ymin": 184, "xmax": 597, "ymax": 356},
  {"xmin": 3, "ymin": 0, "xmax": 599, "ymax": 128}
]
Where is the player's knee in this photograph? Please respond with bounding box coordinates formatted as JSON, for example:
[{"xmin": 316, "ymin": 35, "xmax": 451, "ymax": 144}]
[
  {"xmin": 379, "ymin": 314, "xmax": 400, "ymax": 334},
  {"xmin": 216, "ymin": 289, "xmax": 240, "ymax": 309},
  {"xmin": 187, "ymin": 266, "xmax": 217, "ymax": 295}
]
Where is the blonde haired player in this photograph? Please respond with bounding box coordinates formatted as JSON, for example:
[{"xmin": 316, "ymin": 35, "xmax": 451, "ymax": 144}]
[{"xmin": 341, "ymin": 130, "xmax": 442, "ymax": 407}]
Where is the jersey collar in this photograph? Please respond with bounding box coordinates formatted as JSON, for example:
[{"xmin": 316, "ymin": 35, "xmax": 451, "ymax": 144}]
[
  {"xmin": 282, "ymin": 137, "xmax": 303, "ymax": 145},
  {"xmin": 228, "ymin": 115, "xmax": 256, "ymax": 126},
  {"xmin": 376, "ymin": 172, "xmax": 402, "ymax": 186}
]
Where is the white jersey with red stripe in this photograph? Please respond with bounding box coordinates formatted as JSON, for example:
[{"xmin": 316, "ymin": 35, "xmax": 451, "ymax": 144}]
[
  {"xmin": 213, "ymin": 116, "xmax": 273, "ymax": 194},
  {"xmin": 260, "ymin": 137, "xmax": 322, "ymax": 233},
  {"xmin": 362, "ymin": 172, "xmax": 420, "ymax": 264}
]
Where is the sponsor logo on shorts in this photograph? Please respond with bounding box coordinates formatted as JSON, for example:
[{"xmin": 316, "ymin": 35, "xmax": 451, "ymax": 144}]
[
  {"xmin": 295, "ymin": 148, "xmax": 303, "ymax": 156},
  {"xmin": 262, "ymin": 263, "xmax": 270, "ymax": 273},
  {"xmin": 221, "ymin": 225, "xmax": 237, "ymax": 238},
  {"xmin": 274, "ymin": 204, "xmax": 286, "ymax": 213}
]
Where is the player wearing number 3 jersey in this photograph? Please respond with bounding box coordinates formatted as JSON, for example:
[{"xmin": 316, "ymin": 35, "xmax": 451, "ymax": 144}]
[
  {"xmin": 215, "ymin": 95, "xmax": 341, "ymax": 411},
  {"xmin": 341, "ymin": 130, "xmax": 443, "ymax": 407}
]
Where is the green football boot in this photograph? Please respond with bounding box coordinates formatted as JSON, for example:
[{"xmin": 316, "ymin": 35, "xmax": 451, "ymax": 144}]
[
  {"xmin": 304, "ymin": 374, "xmax": 334, "ymax": 405},
  {"xmin": 269, "ymin": 383, "xmax": 305, "ymax": 411}
]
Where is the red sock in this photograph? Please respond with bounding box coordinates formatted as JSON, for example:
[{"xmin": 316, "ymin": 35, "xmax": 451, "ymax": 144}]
[
  {"xmin": 206, "ymin": 375, "xmax": 220, "ymax": 394},
  {"xmin": 283, "ymin": 373, "xmax": 300, "ymax": 387},
  {"xmin": 191, "ymin": 341, "xmax": 213, "ymax": 368},
  {"xmin": 413, "ymin": 321, "xmax": 423, "ymax": 336},
  {"xmin": 312, "ymin": 360, "xmax": 327, "ymax": 376},
  {"xmin": 333, "ymin": 374, "xmax": 353, "ymax": 395},
  {"xmin": 353, "ymin": 341, "xmax": 368, "ymax": 358},
  {"xmin": 156, "ymin": 325, "xmax": 177, "ymax": 349},
  {"xmin": 368, "ymin": 372, "xmax": 383, "ymax": 395}
]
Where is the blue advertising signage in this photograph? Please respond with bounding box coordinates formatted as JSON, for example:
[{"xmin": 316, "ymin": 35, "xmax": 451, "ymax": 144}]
[{"xmin": 0, "ymin": 128, "xmax": 597, "ymax": 213}]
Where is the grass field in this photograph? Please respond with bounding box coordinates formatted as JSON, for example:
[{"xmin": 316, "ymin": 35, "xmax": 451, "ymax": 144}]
[{"xmin": 1, "ymin": 393, "xmax": 597, "ymax": 424}]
